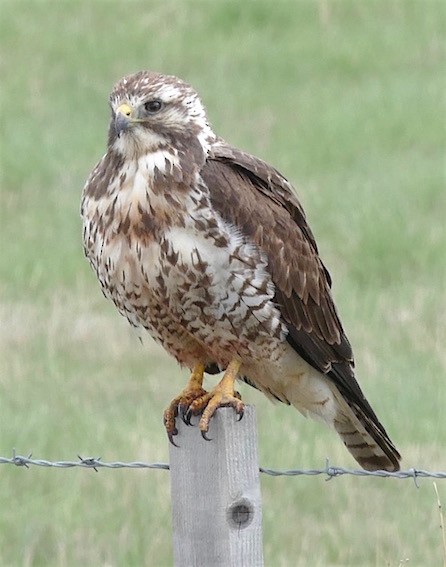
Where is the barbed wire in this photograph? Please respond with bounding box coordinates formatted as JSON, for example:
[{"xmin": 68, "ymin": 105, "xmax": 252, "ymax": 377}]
[{"xmin": 1, "ymin": 451, "xmax": 444, "ymax": 485}]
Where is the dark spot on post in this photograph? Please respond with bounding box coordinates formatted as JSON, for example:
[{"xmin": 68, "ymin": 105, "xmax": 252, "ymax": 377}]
[{"xmin": 227, "ymin": 499, "xmax": 254, "ymax": 530}]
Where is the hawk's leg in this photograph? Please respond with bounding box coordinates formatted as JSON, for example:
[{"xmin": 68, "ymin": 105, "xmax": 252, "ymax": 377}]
[
  {"xmin": 187, "ymin": 359, "xmax": 245, "ymax": 440},
  {"xmin": 163, "ymin": 362, "xmax": 208, "ymax": 446}
]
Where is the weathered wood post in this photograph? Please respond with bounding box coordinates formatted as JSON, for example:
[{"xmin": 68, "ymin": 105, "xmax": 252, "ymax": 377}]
[{"xmin": 169, "ymin": 405, "xmax": 264, "ymax": 567}]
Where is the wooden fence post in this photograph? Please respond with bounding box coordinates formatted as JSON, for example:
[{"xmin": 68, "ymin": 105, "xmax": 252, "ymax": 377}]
[{"xmin": 169, "ymin": 405, "xmax": 264, "ymax": 567}]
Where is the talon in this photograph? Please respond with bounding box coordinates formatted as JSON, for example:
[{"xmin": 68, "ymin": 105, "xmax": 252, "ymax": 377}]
[
  {"xmin": 179, "ymin": 405, "xmax": 189, "ymax": 425},
  {"xmin": 164, "ymin": 359, "xmax": 245, "ymax": 443},
  {"xmin": 168, "ymin": 428, "xmax": 179, "ymax": 447},
  {"xmin": 184, "ymin": 408, "xmax": 197, "ymax": 426},
  {"xmin": 236, "ymin": 399, "xmax": 245, "ymax": 420},
  {"xmin": 184, "ymin": 409, "xmax": 192, "ymax": 425},
  {"xmin": 163, "ymin": 408, "xmax": 179, "ymax": 446},
  {"xmin": 163, "ymin": 362, "xmax": 208, "ymax": 440},
  {"xmin": 201, "ymin": 429, "xmax": 212, "ymax": 441}
]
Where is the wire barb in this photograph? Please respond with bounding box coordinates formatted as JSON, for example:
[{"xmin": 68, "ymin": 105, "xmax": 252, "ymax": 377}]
[
  {"xmin": 11, "ymin": 449, "xmax": 33, "ymax": 469},
  {"xmin": 78, "ymin": 455, "xmax": 101, "ymax": 472}
]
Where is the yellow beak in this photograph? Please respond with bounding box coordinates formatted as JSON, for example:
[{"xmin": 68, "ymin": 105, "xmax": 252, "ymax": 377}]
[
  {"xmin": 114, "ymin": 103, "xmax": 134, "ymax": 135},
  {"xmin": 116, "ymin": 103, "xmax": 133, "ymax": 118}
]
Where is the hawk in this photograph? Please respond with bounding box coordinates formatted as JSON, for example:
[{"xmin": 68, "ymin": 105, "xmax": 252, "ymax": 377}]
[{"xmin": 81, "ymin": 71, "xmax": 401, "ymax": 472}]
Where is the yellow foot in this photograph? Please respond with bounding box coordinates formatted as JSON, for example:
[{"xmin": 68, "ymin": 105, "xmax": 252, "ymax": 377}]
[
  {"xmin": 164, "ymin": 359, "xmax": 244, "ymax": 444},
  {"xmin": 186, "ymin": 359, "xmax": 244, "ymax": 441},
  {"xmin": 163, "ymin": 363, "xmax": 207, "ymax": 446}
]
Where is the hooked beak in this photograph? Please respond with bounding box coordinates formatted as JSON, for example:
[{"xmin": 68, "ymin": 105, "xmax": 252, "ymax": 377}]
[{"xmin": 114, "ymin": 103, "xmax": 134, "ymax": 135}]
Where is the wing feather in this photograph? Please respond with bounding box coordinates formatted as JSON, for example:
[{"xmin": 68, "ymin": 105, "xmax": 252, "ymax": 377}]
[
  {"xmin": 202, "ymin": 141, "xmax": 379, "ymax": 421},
  {"xmin": 203, "ymin": 143, "xmax": 400, "ymax": 470}
]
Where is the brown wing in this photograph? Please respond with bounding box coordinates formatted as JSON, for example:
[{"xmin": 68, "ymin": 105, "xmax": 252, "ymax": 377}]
[{"xmin": 202, "ymin": 141, "xmax": 387, "ymax": 431}]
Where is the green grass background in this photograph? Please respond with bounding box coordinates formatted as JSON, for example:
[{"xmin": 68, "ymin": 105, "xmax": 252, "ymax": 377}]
[{"xmin": 1, "ymin": 1, "xmax": 445, "ymax": 565}]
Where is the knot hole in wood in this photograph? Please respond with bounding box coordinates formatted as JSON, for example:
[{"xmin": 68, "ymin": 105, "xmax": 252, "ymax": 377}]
[{"xmin": 227, "ymin": 498, "xmax": 254, "ymax": 530}]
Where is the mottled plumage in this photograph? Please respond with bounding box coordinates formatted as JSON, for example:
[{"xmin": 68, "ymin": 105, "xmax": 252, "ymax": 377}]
[{"xmin": 81, "ymin": 71, "xmax": 401, "ymax": 471}]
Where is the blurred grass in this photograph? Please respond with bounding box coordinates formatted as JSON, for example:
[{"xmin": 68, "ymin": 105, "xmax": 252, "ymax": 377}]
[{"xmin": 1, "ymin": 1, "xmax": 445, "ymax": 565}]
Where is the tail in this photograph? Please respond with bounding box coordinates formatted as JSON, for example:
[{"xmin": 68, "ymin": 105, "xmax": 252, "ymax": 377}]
[{"xmin": 332, "ymin": 390, "xmax": 401, "ymax": 472}]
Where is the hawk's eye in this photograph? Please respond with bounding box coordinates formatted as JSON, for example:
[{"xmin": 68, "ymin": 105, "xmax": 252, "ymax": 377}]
[{"xmin": 144, "ymin": 99, "xmax": 163, "ymax": 114}]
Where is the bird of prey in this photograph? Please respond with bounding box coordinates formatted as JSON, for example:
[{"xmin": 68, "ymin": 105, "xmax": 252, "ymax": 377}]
[{"xmin": 81, "ymin": 71, "xmax": 401, "ymax": 472}]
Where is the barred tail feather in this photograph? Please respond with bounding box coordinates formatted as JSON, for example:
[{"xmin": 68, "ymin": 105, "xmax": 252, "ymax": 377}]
[
  {"xmin": 332, "ymin": 391, "xmax": 401, "ymax": 472},
  {"xmin": 241, "ymin": 350, "xmax": 401, "ymax": 472}
]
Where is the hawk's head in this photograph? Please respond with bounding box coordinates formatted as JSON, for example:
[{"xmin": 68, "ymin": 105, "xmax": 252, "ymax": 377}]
[{"xmin": 108, "ymin": 71, "xmax": 215, "ymax": 158}]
